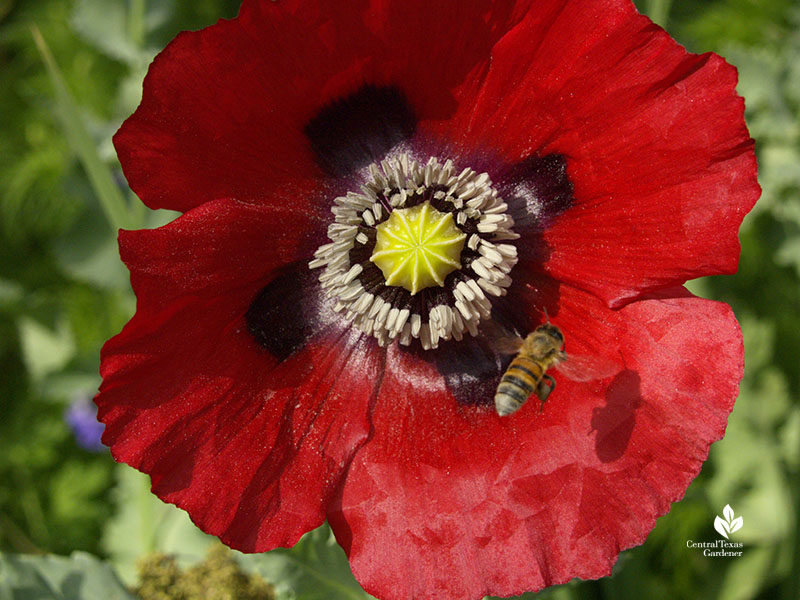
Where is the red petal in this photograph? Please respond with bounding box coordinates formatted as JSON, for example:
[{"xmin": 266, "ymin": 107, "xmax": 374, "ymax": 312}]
[
  {"xmin": 114, "ymin": 2, "xmax": 334, "ymax": 211},
  {"xmin": 116, "ymin": 0, "xmax": 535, "ymax": 210},
  {"xmin": 329, "ymin": 284, "xmax": 742, "ymax": 600},
  {"xmin": 97, "ymin": 199, "xmax": 382, "ymax": 551},
  {"xmin": 99, "ymin": 317, "xmax": 381, "ymax": 551},
  {"xmin": 430, "ymin": 0, "xmax": 759, "ymax": 306},
  {"xmin": 118, "ymin": 198, "xmax": 324, "ymax": 313},
  {"xmin": 242, "ymin": 0, "xmax": 535, "ymax": 133}
]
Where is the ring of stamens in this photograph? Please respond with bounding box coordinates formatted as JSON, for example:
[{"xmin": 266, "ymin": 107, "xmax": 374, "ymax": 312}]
[{"xmin": 309, "ymin": 153, "xmax": 518, "ymax": 349}]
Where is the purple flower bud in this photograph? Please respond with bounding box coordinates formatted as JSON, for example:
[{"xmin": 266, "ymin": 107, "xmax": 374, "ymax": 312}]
[{"xmin": 65, "ymin": 395, "xmax": 106, "ymax": 452}]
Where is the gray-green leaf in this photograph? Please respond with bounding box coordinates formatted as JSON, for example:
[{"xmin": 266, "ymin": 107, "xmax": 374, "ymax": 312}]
[
  {"xmin": 238, "ymin": 524, "xmax": 375, "ymax": 600},
  {"xmin": 0, "ymin": 551, "xmax": 137, "ymax": 600}
]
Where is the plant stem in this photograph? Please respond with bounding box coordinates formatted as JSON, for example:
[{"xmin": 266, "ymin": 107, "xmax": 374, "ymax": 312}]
[
  {"xmin": 646, "ymin": 0, "xmax": 672, "ymax": 29},
  {"xmin": 0, "ymin": 512, "xmax": 43, "ymax": 554},
  {"xmin": 784, "ymin": 455, "xmax": 800, "ymax": 599},
  {"xmin": 31, "ymin": 25, "xmax": 135, "ymax": 232},
  {"xmin": 129, "ymin": 0, "xmax": 146, "ymax": 48}
]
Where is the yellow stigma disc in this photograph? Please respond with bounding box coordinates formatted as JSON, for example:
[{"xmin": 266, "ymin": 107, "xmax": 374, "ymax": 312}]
[{"xmin": 370, "ymin": 202, "xmax": 467, "ymax": 295}]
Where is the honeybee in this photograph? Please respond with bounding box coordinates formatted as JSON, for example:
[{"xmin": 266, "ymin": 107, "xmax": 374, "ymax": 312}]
[{"xmin": 488, "ymin": 319, "xmax": 616, "ymax": 416}]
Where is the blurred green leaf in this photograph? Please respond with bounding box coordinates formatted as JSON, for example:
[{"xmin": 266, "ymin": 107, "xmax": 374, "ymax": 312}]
[
  {"xmin": 775, "ymin": 230, "xmax": 800, "ymax": 277},
  {"xmin": 679, "ymin": 0, "xmax": 795, "ymax": 49},
  {"xmin": 239, "ymin": 524, "xmax": 375, "ymax": 600},
  {"xmin": 103, "ymin": 465, "xmax": 213, "ymax": 585},
  {"xmin": 0, "ymin": 280, "xmax": 24, "ymax": 310},
  {"xmin": 716, "ymin": 546, "xmax": 775, "ymax": 600},
  {"xmin": 113, "ymin": 67, "xmax": 148, "ymax": 117},
  {"xmin": 18, "ymin": 316, "xmax": 75, "ymax": 381},
  {"xmin": 71, "ymin": 0, "xmax": 177, "ymax": 65},
  {"xmin": 644, "ymin": 0, "xmax": 673, "ymax": 28},
  {"xmin": 485, "ymin": 585, "xmax": 580, "ymax": 600},
  {"xmin": 144, "ymin": 208, "xmax": 181, "ymax": 229},
  {"xmin": 50, "ymin": 460, "xmax": 113, "ymax": 532},
  {"xmin": 62, "ymin": 286, "xmax": 131, "ymax": 358},
  {"xmin": 53, "ymin": 202, "xmax": 129, "ymax": 290},
  {"xmin": 71, "ymin": 0, "xmax": 149, "ymax": 66},
  {"xmin": 31, "ymin": 25, "xmax": 134, "ymax": 232},
  {"xmin": 1, "ymin": 141, "xmax": 78, "ymax": 239},
  {"xmin": 780, "ymin": 407, "xmax": 800, "ymax": 472},
  {"xmin": 0, "ymin": 551, "xmax": 137, "ymax": 599},
  {"xmin": 40, "ymin": 372, "xmax": 100, "ymax": 402},
  {"xmin": 0, "ymin": 384, "xmax": 114, "ymax": 556}
]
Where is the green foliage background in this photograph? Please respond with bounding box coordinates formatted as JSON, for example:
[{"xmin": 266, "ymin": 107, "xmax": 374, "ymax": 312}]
[{"xmin": 0, "ymin": 0, "xmax": 798, "ymax": 598}]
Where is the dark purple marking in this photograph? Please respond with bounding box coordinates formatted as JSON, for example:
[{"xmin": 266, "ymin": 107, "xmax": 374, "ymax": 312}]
[
  {"xmin": 305, "ymin": 85, "xmax": 416, "ymax": 177},
  {"xmin": 500, "ymin": 154, "xmax": 574, "ymax": 230},
  {"xmin": 246, "ymin": 265, "xmax": 328, "ymax": 361},
  {"xmin": 431, "ymin": 335, "xmax": 511, "ymax": 408}
]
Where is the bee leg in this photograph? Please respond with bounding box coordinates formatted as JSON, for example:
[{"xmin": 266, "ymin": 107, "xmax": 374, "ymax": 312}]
[{"xmin": 536, "ymin": 375, "xmax": 556, "ymax": 408}]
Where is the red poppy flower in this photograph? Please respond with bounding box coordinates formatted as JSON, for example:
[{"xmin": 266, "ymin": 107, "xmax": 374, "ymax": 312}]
[{"xmin": 97, "ymin": 0, "xmax": 759, "ymax": 598}]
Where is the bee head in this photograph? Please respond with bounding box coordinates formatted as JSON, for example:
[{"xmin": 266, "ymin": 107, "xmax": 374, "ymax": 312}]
[
  {"xmin": 530, "ymin": 324, "xmax": 565, "ymax": 358},
  {"xmin": 537, "ymin": 324, "xmax": 563, "ymax": 343}
]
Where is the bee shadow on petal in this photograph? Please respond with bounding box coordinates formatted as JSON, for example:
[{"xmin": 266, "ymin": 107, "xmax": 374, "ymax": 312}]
[{"xmin": 590, "ymin": 369, "xmax": 641, "ymax": 463}]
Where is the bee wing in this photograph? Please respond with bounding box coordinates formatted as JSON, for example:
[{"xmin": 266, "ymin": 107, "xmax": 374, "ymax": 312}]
[
  {"xmin": 481, "ymin": 320, "xmax": 524, "ymax": 355},
  {"xmin": 555, "ymin": 354, "xmax": 619, "ymax": 382}
]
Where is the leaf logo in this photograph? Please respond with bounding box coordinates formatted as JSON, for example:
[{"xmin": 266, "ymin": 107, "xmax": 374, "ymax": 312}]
[{"xmin": 714, "ymin": 504, "xmax": 743, "ymax": 539}]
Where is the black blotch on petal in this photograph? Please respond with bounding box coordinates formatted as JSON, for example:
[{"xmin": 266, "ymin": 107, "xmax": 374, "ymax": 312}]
[
  {"xmin": 431, "ymin": 336, "xmax": 512, "ymax": 408},
  {"xmin": 304, "ymin": 85, "xmax": 417, "ymax": 177},
  {"xmin": 245, "ymin": 264, "xmax": 326, "ymax": 361},
  {"xmin": 501, "ymin": 154, "xmax": 574, "ymax": 231}
]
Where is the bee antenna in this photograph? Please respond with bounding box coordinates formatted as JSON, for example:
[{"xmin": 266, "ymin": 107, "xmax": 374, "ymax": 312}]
[{"xmin": 543, "ymin": 306, "xmax": 551, "ymax": 324}]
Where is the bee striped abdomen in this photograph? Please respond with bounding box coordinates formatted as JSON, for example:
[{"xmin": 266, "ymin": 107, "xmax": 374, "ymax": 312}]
[{"xmin": 495, "ymin": 356, "xmax": 544, "ymax": 416}]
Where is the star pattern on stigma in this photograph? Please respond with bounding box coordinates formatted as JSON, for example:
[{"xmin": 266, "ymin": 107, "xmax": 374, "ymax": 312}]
[{"xmin": 370, "ymin": 202, "xmax": 466, "ymax": 294}]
